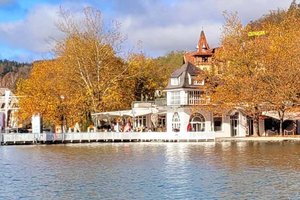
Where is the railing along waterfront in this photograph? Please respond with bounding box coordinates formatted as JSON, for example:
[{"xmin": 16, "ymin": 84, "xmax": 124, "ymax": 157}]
[{"xmin": 0, "ymin": 131, "xmax": 215, "ymax": 145}]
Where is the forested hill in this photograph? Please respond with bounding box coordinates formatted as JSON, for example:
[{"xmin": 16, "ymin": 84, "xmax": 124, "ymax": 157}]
[{"xmin": 0, "ymin": 59, "xmax": 31, "ymax": 91}]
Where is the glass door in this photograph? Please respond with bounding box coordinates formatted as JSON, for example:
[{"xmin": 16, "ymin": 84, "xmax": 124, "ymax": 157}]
[{"xmin": 230, "ymin": 112, "xmax": 239, "ymax": 136}]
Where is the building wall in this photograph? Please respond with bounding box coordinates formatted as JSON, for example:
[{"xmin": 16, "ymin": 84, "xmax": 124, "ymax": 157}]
[
  {"xmin": 222, "ymin": 115, "xmax": 231, "ymax": 137},
  {"xmin": 222, "ymin": 111, "xmax": 248, "ymax": 137},
  {"xmin": 167, "ymin": 107, "xmax": 212, "ymax": 133},
  {"xmin": 167, "ymin": 108, "xmax": 249, "ymax": 137},
  {"xmin": 259, "ymin": 118, "xmax": 265, "ymax": 136},
  {"xmin": 239, "ymin": 113, "xmax": 247, "ymax": 137},
  {"xmin": 167, "ymin": 107, "xmax": 190, "ymax": 132}
]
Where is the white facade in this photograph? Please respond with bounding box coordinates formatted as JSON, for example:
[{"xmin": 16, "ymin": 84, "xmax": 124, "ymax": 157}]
[
  {"xmin": 164, "ymin": 62, "xmax": 251, "ymax": 138},
  {"xmin": 166, "ymin": 106, "xmax": 249, "ymax": 137}
]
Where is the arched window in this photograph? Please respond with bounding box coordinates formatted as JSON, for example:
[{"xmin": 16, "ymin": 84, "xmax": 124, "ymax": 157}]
[
  {"xmin": 172, "ymin": 112, "xmax": 180, "ymax": 132},
  {"xmin": 190, "ymin": 113, "xmax": 205, "ymax": 132}
]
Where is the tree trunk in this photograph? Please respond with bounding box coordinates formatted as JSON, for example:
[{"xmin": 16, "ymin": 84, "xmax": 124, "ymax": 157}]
[
  {"xmin": 278, "ymin": 110, "xmax": 285, "ymax": 136},
  {"xmin": 253, "ymin": 108, "xmax": 260, "ymax": 137},
  {"xmin": 253, "ymin": 115, "xmax": 259, "ymax": 137},
  {"xmin": 279, "ymin": 119, "xmax": 283, "ymax": 136}
]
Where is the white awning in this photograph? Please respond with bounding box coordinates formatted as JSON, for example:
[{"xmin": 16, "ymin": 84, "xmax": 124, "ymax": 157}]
[
  {"xmin": 132, "ymin": 108, "xmax": 157, "ymax": 117},
  {"xmin": 92, "ymin": 110, "xmax": 133, "ymax": 117},
  {"xmin": 92, "ymin": 108, "xmax": 160, "ymax": 118},
  {"xmin": 262, "ymin": 111, "xmax": 300, "ymax": 120}
]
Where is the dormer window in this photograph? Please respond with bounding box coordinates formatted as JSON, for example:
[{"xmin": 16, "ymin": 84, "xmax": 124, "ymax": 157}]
[
  {"xmin": 193, "ymin": 80, "xmax": 205, "ymax": 85},
  {"xmin": 171, "ymin": 77, "xmax": 180, "ymax": 86}
]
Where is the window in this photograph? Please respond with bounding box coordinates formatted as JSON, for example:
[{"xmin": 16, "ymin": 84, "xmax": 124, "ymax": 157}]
[
  {"xmin": 171, "ymin": 77, "xmax": 180, "ymax": 85},
  {"xmin": 213, "ymin": 117, "xmax": 222, "ymax": 131},
  {"xmin": 202, "ymin": 57, "xmax": 208, "ymax": 62},
  {"xmin": 172, "ymin": 112, "xmax": 180, "ymax": 132},
  {"xmin": 188, "ymin": 91, "xmax": 204, "ymax": 105},
  {"xmin": 134, "ymin": 116, "xmax": 147, "ymax": 128},
  {"xmin": 170, "ymin": 91, "xmax": 181, "ymax": 105},
  {"xmin": 193, "ymin": 79, "xmax": 205, "ymax": 85},
  {"xmin": 158, "ymin": 115, "xmax": 166, "ymax": 127},
  {"xmin": 190, "ymin": 113, "xmax": 205, "ymax": 132}
]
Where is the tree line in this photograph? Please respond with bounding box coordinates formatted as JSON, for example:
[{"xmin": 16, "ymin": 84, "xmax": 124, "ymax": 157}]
[{"xmin": 0, "ymin": 60, "xmax": 31, "ymax": 90}]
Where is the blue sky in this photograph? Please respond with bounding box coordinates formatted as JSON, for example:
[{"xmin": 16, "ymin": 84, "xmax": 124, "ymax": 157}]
[{"xmin": 0, "ymin": 0, "xmax": 292, "ymax": 63}]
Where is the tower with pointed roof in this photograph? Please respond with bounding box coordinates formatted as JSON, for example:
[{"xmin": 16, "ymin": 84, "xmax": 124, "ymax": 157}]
[{"xmin": 183, "ymin": 31, "xmax": 216, "ymax": 71}]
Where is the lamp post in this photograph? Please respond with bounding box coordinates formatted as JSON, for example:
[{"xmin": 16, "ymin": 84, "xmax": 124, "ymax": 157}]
[{"xmin": 60, "ymin": 95, "xmax": 65, "ymax": 142}]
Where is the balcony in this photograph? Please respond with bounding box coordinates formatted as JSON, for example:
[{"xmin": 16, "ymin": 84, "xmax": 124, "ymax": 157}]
[
  {"xmin": 188, "ymin": 97, "xmax": 210, "ymax": 105},
  {"xmin": 155, "ymin": 98, "xmax": 167, "ymax": 106}
]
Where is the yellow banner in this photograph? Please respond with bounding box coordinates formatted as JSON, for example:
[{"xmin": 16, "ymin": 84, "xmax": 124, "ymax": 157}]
[{"xmin": 248, "ymin": 31, "xmax": 266, "ymax": 37}]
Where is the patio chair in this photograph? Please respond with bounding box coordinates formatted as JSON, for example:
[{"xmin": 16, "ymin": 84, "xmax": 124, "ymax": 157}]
[
  {"xmin": 266, "ymin": 129, "xmax": 278, "ymax": 136},
  {"xmin": 284, "ymin": 123, "xmax": 296, "ymax": 135}
]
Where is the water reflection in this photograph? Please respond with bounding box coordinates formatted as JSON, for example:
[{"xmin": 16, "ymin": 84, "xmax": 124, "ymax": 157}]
[{"xmin": 1, "ymin": 142, "xmax": 300, "ymax": 199}]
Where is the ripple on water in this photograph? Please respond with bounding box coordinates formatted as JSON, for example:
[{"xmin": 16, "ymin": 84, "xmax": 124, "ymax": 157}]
[{"xmin": 1, "ymin": 142, "xmax": 300, "ymax": 199}]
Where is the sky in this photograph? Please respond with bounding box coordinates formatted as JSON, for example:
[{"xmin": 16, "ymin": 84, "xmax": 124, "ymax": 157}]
[{"xmin": 0, "ymin": 0, "xmax": 293, "ymax": 63}]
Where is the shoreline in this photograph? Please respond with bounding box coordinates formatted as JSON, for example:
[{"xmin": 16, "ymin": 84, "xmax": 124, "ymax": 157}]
[
  {"xmin": 216, "ymin": 136, "xmax": 300, "ymax": 142},
  {"xmin": 2, "ymin": 134, "xmax": 300, "ymax": 146}
]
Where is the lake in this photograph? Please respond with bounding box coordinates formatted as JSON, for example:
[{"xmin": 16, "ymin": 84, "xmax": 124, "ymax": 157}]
[{"xmin": 1, "ymin": 142, "xmax": 300, "ymax": 199}]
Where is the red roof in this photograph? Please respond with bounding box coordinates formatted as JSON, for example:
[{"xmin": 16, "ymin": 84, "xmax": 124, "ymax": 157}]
[{"xmin": 183, "ymin": 31, "xmax": 215, "ymax": 64}]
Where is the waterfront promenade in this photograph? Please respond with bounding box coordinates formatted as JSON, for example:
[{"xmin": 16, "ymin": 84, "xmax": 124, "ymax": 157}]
[
  {"xmin": 0, "ymin": 131, "xmax": 216, "ymax": 145},
  {"xmin": 2, "ymin": 131, "xmax": 300, "ymax": 145}
]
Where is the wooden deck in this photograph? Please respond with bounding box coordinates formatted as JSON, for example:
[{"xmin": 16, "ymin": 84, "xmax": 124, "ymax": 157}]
[{"xmin": 0, "ymin": 132, "xmax": 216, "ymax": 145}]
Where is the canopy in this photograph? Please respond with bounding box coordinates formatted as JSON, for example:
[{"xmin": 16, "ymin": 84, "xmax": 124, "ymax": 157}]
[
  {"xmin": 92, "ymin": 107, "xmax": 164, "ymax": 118},
  {"xmin": 262, "ymin": 111, "xmax": 300, "ymax": 121},
  {"xmin": 92, "ymin": 110, "xmax": 133, "ymax": 117},
  {"xmin": 132, "ymin": 108, "xmax": 157, "ymax": 117}
]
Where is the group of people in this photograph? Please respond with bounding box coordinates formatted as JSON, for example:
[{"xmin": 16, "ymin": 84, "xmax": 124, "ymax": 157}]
[
  {"xmin": 111, "ymin": 121, "xmax": 132, "ymax": 132},
  {"xmin": 97, "ymin": 118, "xmax": 166, "ymax": 132},
  {"xmin": 110, "ymin": 122, "xmax": 156, "ymax": 132}
]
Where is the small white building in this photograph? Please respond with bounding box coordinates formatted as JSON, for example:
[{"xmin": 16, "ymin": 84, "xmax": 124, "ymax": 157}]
[{"xmin": 0, "ymin": 88, "xmax": 19, "ymax": 132}]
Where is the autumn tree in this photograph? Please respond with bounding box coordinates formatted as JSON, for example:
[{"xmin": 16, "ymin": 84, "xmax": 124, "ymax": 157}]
[
  {"xmin": 16, "ymin": 7, "xmax": 134, "ymax": 129},
  {"xmin": 55, "ymin": 8, "xmax": 133, "ymax": 113},
  {"xmin": 127, "ymin": 52, "xmax": 183, "ymax": 101},
  {"xmin": 209, "ymin": 2, "xmax": 300, "ymax": 136},
  {"xmin": 208, "ymin": 12, "xmax": 268, "ymax": 136},
  {"xmin": 256, "ymin": 4, "xmax": 300, "ymax": 135}
]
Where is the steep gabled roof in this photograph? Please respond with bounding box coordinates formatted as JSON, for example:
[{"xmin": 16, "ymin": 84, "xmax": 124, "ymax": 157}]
[
  {"xmin": 166, "ymin": 62, "xmax": 204, "ymax": 90},
  {"xmin": 183, "ymin": 30, "xmax": 215, "ymax": 64},
  {"xmin": 170, "ymin": 62, "xmax": 201, "ymax": 78},
  {"xmin": 197, "ymin": 31, "xmax": 210, "ymax": 51}
]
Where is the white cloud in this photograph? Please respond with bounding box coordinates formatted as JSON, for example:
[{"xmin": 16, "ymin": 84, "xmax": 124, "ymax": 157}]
[
  {"xmin": 0, "ymin": 0, "xmax": 293, "ymax": 61},
  {"xmin": 114, "ymin": 0, "xmax": 292, "ymax": 56},
  {"xmin": 0, "ymin": 4, "xmax": 61, "ymax": 53},
  {"xmin": 0, "ymin": 2, "xmax": 91, "ymax": 56}
]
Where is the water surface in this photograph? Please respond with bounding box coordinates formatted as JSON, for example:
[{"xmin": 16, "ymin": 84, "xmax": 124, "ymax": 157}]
[{"xmin": 1, "ymin": 142, "xmax": 300, "ymax": 199}]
